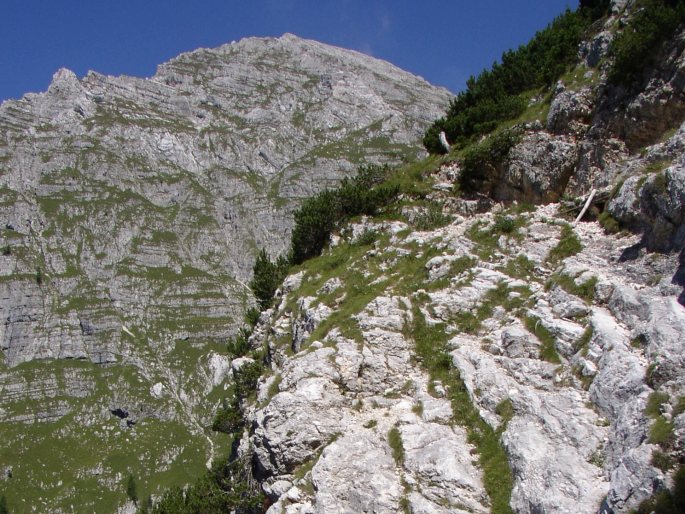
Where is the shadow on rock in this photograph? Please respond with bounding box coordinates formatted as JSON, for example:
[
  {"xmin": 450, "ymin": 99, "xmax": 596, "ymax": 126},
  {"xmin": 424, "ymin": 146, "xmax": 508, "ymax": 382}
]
[
  {"xmin": 619, "ymin": 242, "xmax": 643, "ymax": 262},
  {"xmin": 673, "ymin": 247, "xmax": 685, "ymax": 306}
]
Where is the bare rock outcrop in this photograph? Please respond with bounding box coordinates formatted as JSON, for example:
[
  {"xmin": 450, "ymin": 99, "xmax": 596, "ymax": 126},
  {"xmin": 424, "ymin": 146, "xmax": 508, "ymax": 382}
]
[{"xmin": 242, "ymin": 202, "xmax": 684, "ymax": 513}]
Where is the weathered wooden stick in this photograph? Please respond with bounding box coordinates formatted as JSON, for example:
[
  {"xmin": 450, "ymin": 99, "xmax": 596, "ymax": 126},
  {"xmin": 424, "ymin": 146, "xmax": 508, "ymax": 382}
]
[
  {"xmin": 573, "ymin": 188, "xmax": 597, "ymax": 226},
  {"xmin": 439, "ymin": 131, "xmax": 451, "ymax": 153}
]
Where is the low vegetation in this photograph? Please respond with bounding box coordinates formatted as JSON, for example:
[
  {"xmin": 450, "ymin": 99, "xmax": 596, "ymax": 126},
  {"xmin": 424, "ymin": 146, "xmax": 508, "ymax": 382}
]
[
  {"xmin": 146, "ymin": 458, "xmax": 263, "ymax": 514},
  {"xmin": 423, "ymin": 1, "xmax": 610, "ymax": 153},
  {"xmin": 290, "ymin": 164, "xmax": 399, "ymax": 263},
  {"xmin": 387, "ymin": 427, "xmax": 405, "ymax": 465},
  {"xmin": 467, "ymin": 213, "xmax": 527, "ymax": 260},
  {"xmin": 608, "ymin": 0, "xmax": 685, "ymax": 86},
  {"xmin": 408, "ymin": 306, "xmax": 514, "ymax": 514},
  {"xmin": 250, "ymin": 160, "xmax": 438, "ymax": 309},
  {"xmin": 546, "ymin": 272, "xmax": 597, "ymax": 303},
  {"xmin": 410, "ymin": 203, "xmax": 451, "ymax": 231},
  {"xmin": 547, "ymin": 224, "xmax": 583, "ymax": 266},
  {"xmin": 524, "ymin": 315, "xmax": 562, "ymax": 363}
]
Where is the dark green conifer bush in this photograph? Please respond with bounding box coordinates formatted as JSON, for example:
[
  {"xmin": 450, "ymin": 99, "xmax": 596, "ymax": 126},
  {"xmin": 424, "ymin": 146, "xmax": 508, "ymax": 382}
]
[
  {"xmin": 290, "ymin": 164, "xmax": 398, "ymax": 263},
  {"xmin": 424, "ymin": 4, "xmax": 610, "ymax": 154},
  {"xmin": 608, "ymin": 0, "xmax": 685, "ymax": 86},
  {"xmin": 126, "ymin": 474, "xmax": 138, "ymax": 504},
  {"xmin": 250, "ymin": 249, "xmax": 289, "ymax": 310},
  {"xmin": 147, "ymin": 458, "xmax": 263, "ymax": 514}
]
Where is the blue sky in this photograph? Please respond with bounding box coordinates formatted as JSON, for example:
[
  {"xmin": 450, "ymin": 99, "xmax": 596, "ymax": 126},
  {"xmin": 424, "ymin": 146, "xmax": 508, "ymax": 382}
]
[{"xmin": 0, "ymin": 0, "xmax": 578, "ymax": 102}]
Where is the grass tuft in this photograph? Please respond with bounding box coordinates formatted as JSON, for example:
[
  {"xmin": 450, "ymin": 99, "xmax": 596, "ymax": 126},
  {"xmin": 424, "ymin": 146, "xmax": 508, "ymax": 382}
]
[
  {"xmin": 523, "ymin": 315, "xmax": 561, "ymax": 363},
  {"xmin": 388, "ymin": 427, "xmax": 405, "ymax": 465},
  {"xmin": 407, "ymin": 306, "xmax": 513, "ymax": 514},
  {"xmin": 645, "ymin": 392, "xmax": 670, "ymax": 419},
  {"xmin": 649, "ymin": 416, "xmax": 675, "ymax": 448},
  {"xmin": 546, "ymin": 272, "xmax": 597, "ymax": 303},
  {"xmin": 547, "ymin": 224, "xmax": 582, "ymax": 266}
]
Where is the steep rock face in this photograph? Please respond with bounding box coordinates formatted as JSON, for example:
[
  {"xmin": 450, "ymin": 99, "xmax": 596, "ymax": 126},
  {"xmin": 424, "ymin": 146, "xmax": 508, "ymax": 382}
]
[
  {"xmin": 607, "ymin": 125, "xmax": 685, "ymax": 253},
  {"xmin": 0, "ymin": 34, "xmax": 450, "ymax": 512},
  {"xmin": 461, "ymin": 1, "xmax": 685, "ymax": 248},
  {"xmin": 245, "ymin": 202, "xmax": 684, "ymax": 513},
  {"xmin": 494, "ymin": 130, "xmax": 579, "ymax": 203},
  {"xmin": 249, "ymin": 291, "xmax": 489, "ymax": 514}
]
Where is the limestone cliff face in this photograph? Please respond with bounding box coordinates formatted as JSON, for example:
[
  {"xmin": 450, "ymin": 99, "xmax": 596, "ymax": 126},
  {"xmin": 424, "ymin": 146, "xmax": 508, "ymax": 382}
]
[
  {"xmin": 3, "ymin": 3, "xmax": 685, "ymax": 513},
  {"xmin": 0, "ymin": 34, "xmax": 450, "ymax": 512}
]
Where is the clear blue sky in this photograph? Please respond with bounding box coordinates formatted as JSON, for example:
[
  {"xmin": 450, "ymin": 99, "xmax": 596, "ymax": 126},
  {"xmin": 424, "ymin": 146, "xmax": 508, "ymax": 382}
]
[{"xmin": 0, "ymin": 0, "xmax": 578, "ymax": 102}]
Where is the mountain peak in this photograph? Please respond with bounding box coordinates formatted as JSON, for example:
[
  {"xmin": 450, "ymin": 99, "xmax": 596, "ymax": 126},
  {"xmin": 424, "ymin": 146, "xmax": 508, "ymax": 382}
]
[{"xmin": 0, "ymin": 31, "xmax": 451, "ymax": 513}]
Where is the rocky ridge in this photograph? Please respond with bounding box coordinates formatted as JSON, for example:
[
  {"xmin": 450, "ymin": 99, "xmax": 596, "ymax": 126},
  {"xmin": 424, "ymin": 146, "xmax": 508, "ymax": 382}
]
[
  {"xmin": 229, "ymin": 3, "xmax": 685, "ymax": 513},
  {"xmin": 0, "ymin": 34, "xmax": 450, "ymax": 512},
  {"xmin": 465, "ymin": 0, "xmax": 685, "ymax": 261},
  {"xmin": 243, "ymin": 198, "xmax": 684, "ymax": 513}
]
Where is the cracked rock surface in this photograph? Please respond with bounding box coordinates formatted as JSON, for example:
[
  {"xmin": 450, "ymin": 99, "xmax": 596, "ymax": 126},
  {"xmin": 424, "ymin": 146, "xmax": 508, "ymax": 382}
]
[{"xmin": 245, "ymin": 201, "xmax": 684, "ymax": 514}]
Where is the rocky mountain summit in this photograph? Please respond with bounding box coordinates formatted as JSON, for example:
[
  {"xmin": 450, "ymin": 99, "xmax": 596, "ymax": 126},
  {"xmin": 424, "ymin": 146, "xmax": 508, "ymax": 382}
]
[{"xmin": 0, "ymin": 34, "xmax": 450, "ymax": 512}]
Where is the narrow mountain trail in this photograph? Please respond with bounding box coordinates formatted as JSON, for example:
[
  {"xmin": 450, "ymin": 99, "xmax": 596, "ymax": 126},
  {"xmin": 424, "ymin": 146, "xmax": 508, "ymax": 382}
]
[{"xmin": 242, "ymin": 198, "xmax": 685, "ymax": 513}]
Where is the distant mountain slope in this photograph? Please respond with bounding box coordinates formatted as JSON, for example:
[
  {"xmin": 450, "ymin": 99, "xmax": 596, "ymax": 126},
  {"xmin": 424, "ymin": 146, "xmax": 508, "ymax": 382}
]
[{"xmin": 0, "ymin": 34, "xmax": 450, "ymax": 513}]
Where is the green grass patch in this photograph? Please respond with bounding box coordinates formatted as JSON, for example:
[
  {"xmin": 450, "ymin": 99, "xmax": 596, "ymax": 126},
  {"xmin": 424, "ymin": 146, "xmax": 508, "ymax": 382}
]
[
  {"xmin": 645, "ymin": 392, "xmax": 670, "ymax": 419},
  {"xmin": 499, "ymin": 254, "xmax": 537, "ymax": 280},
  {"xmin": 452, "ymin": 311, "xmax": 484, "ymax": 334},
  {"xmin": 451, "ymin": 281, "xmax": 532, "ymax": 334},
  {"xmin": 574, "ymin": 326, "xmax": 593, "ymax": 355},
  {"xmin": 467, "ymin": 214, "xmax": 526, "ymax": 260},
  {"xmin": 523, "ymin": 315, "xmax": 561, "ymax": 363},
  {"xmin": 387, "ymin": 427, "xmax": 405, "ymax": 466},
  {"xmin": 450, "ymin": 256, "xmax": 477, "ymax": 276},
  {"xmin": 354, "ymin": 229, "xmax": 379, "ymax": 246},
  {"xmin": 407, "ymin": 306, "xmax": 513, "ymax": 514},
  {"xmin": 651, "ymin": 450, "xmax": 675, "ymax": 472},
  {"xmin": 649, "ymin": 416, "xmax": 675, "ymax": 448},
  {"xmin": 547, "ymin": 224, "xmax": 582, "ymax": 266},
  {"xmin": 410, "ymin": 204, "xmax": 451, "ymax": 231},
  {"xmin": 286, "ymin": 240, "xmax": 398, "ymax": 345},
  {"xmin": 383, "ymin": 155, "xmax": 445, "ymax": 199},
  {"xmin": 495, "ymin": 399, "xmax": 514, "ymax": 428},
  {"xmin": 546, "ymin": 272, "xmax": 597, "ymax": 303}
]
